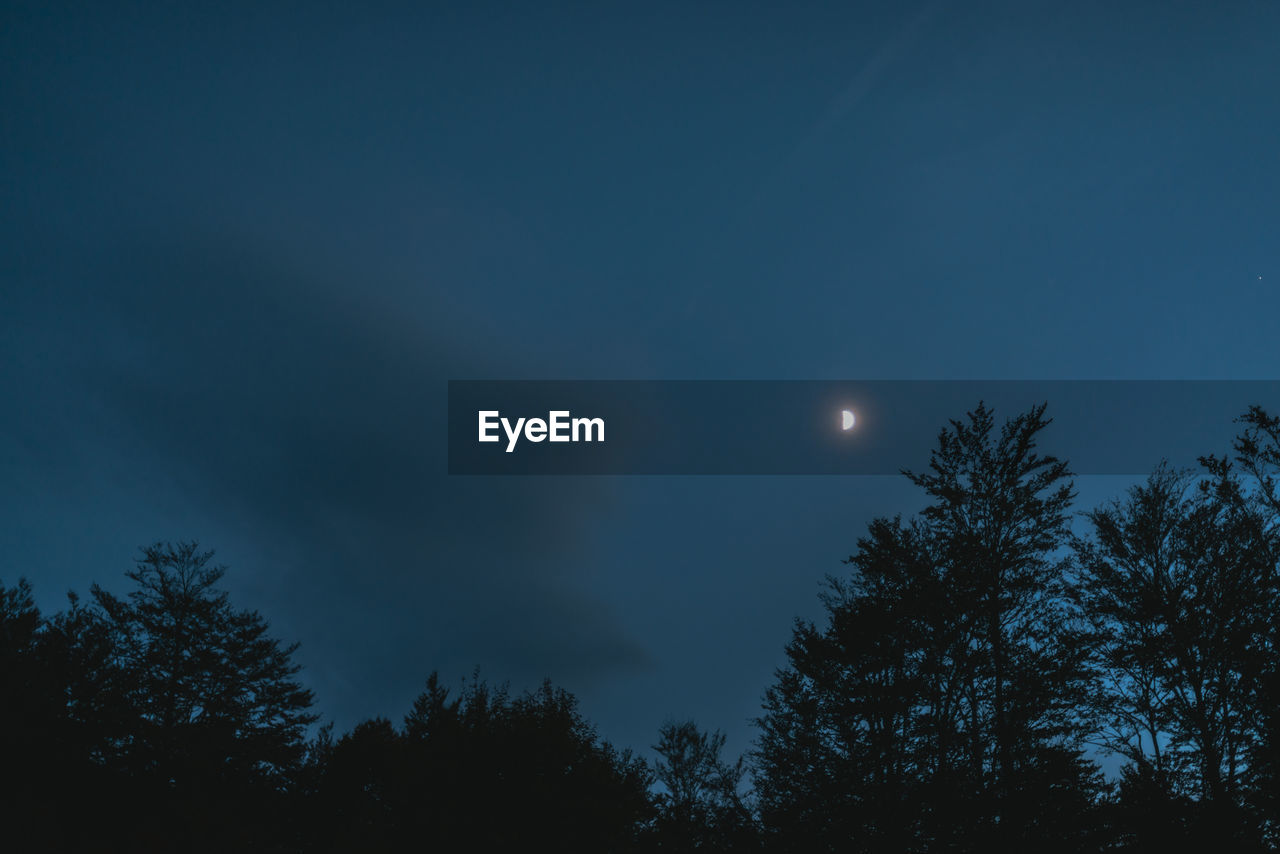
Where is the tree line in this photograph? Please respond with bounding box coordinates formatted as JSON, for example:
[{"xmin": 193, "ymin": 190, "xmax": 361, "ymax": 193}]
[{"xmin": 2, "ymin": 402, "xmax": 1279, "ymax": 851}]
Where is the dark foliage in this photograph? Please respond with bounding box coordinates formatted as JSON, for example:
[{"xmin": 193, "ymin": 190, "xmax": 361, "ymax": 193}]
[
  {"xmin": 650, "ymin": 720, "xmax": 759, "ymax": 851},
  {"xmin": 307, "ymin": 673, "xmax": 655, "ymax": 852},
  {"xmin": 4, "ymin": 404, "xmax": 1279, "ymax": 851},
  {"xmin": 755, "ymin": 402, "xmax": 1105, "ymax": 852}
]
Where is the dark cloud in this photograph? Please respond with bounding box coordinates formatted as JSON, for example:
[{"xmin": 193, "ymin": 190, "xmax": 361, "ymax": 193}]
[{"xmin": 2, "ymin": 231, "xmax": 649, "ymax": 728}]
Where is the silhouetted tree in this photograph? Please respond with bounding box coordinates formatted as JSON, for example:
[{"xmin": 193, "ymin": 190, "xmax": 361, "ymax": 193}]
[
  {"xmin": 88, "ymin": 541, "xmax": 317, "ymax": 850},
  {"xmin": 318, "ymin": 717, "xmax": 407, "ymax": 851},
  {"xmin": 1075, "ymin": 470, "xmax": 1192, "ymax": 751},
  {"xmin": 1233, "ymin": 406, "xmax": 1280, "ymax": 519},
  {"xmin": 1076, "ymin": 410, "xmax": 1280, "ymax": 849},
  {"xmin": 755, "ymin": 516, "xmax": 948, "ymax": 850},
  {"xmin": 755, "ymin": 403, "xmax": 1104, "ymax": 851},
  {"xmin": 309, "ymin": 672, "xmax": 655, "ymax": 853},
  {"xmin": 650, "ymin": 719, "xmax": 758, "ymax": 850},
  {"xmin": 8, "ymin": 406, "xmax": 1280, "ymax": 851},
  {"xmin": 904, "ymin": 403, "xmax": 1097, "ymax": 838},
  {"xmin": 1222, "ymin": 406, "xmax": 1280, "ymax": 845},
  {"xmin": 0, "ymin": 578, "xmax": 42, "ymax": 739},
  {"xmin": 0, "ymin": 578, "xmax": 142, "ymax": 849},
  {"xmin": 0, "ymin": 578, "xmax": 47, "ymax": 833}
]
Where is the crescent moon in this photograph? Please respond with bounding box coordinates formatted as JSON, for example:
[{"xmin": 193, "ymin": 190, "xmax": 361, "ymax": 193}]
[{"xmin": 842, "ymin": 409, "xmax": 856, "ymax": 431}]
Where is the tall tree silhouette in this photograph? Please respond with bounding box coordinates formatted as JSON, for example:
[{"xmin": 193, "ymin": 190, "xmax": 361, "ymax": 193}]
[
  {"xmin": 1076, "ymin": 411, "xmax": 1280, "ymax": 849},
  {"xmin": 1221, "ymin": 407, "xmax": 1280, "ymax": 843},
  {"xmin": 755, "ymin": 403, "xmax": 1103, "ymax": 851},
  {"xmin": 1073, "ymin": 464, "xmax": 1191, "ymax": 847},
  {"xmin": 92, "ymin": 542, "xmax": 316, "ymax": 788},
  {"xmin": 904, "ymin": 403, "xmax": 1092, "ymax": 815},
  {"xmin": 755, "ymin": 515, "xmax": 948, "ymax": 850},
  {"xmin": 88, "ymin": 542, "xmax": 317, "ymax": 851}
]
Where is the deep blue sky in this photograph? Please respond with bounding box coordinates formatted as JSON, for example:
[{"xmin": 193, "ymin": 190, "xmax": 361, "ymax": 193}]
[{"xmin": 3, "ymin": 0, "xmax": 1279, "ymax": 766}]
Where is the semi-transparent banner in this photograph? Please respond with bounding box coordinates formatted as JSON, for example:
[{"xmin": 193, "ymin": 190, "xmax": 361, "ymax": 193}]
[{"xmin": 447, "ymin": 381, "xmax": 1280, "ymax": 475}]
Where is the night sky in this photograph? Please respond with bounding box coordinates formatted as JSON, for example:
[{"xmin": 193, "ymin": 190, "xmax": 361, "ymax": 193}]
[{"xmin": 3, "ymin": 0, "xmax": 1279, "ymax": 765}]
